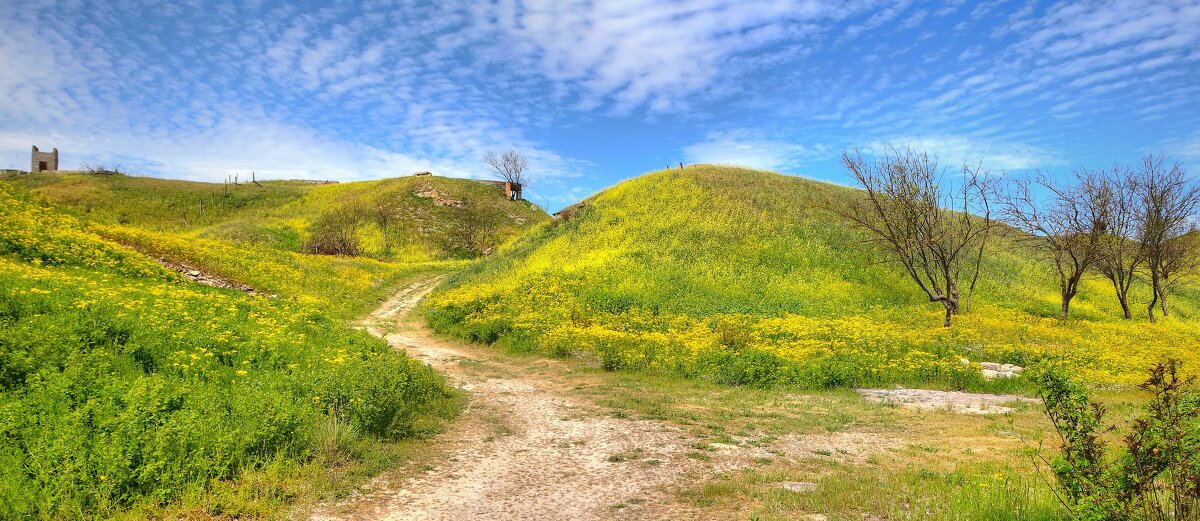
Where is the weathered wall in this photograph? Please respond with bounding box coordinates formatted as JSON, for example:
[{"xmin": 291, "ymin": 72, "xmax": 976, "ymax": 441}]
[{"xmin": 31, "ymin": 146, "xmax": 58, "ymax": 172}]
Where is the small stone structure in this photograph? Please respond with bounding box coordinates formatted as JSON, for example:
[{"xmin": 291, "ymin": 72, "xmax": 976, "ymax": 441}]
[
  {"xmin": 505, "ymin": 181, "xmax": 522, "ymax": 200},
  {"xmin": 31, "ymin": 146, "xmax": 58, "ymax": 172},
  {"xmin": 474, "ymin": 179, "xmax": 522, "ymax": 200}
]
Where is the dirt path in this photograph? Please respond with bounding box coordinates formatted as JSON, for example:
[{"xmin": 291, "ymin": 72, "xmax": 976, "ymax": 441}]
[
  {"xmin": 311, "ymin": 278, "xmax": 1011, "ymax": 520},
  {"xmin": 312, "ymin": 277, "xmax": 745, "ymax": 520}
]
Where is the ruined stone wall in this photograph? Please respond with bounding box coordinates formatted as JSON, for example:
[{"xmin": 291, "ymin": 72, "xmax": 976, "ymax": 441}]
[{"xmin": 31, "ymin": 146, "xmax": 58, "ymax": 172}]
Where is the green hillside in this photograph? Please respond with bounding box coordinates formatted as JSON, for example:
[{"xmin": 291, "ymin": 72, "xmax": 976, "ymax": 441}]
[
  {"xmin": 0, "ymin": 179, "xmax": 459, "ymax": 517},
  {"xmin": 5, "ymin": 172, "xmax": 549, "ymax": 263},
  {"xmin": 427, "ymin": 166, "xmax": 1200, "ymax": 388}
]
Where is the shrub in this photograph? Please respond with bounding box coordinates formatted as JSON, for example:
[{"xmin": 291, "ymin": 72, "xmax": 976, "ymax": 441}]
[
  {"xmin": 304, "ymin": 207, "xmax": 362, "ymax": 256},
  {"xmin": 1032, "ymin": 359, "xmax": 1200, "ymax": 520}
]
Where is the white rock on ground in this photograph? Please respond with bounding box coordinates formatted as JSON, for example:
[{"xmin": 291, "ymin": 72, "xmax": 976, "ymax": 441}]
[
  {"xmin": 978, "ymin": 361, "xmax": 1024, "ymax": 379},
  {"xmin": 856, "ymin": 388, "xmax": 1038, "ymax": 415},
  {"xmin": 781, "ymin": 482, "xmax": 818, "ymax": 493}
]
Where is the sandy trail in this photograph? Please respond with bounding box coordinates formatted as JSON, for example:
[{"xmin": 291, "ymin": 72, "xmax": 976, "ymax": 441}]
[
  {"xmin": 311, "ymin": 277, "xmax": 732, "ymax": 520},
  {"xmin": 310, "ymin": 277, "xmax": 903, "ymax": 520}
]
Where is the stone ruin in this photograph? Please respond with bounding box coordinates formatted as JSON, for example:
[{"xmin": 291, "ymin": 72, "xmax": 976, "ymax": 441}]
[{"xmin": 31, "ymin": 146, "xmax": 58, "ymax": 172}]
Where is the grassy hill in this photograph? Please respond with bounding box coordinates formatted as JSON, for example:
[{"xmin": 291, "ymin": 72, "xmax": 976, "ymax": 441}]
[
  {"xmin": 427, "ymin": 165, "xmax": 1200, "ymax": 388},
  {"xmin": 0, "ymin": 179, "xmax": 460, "ymax": 517},
  {"xmin": 5, "ymin": 172, "xmax": 549, "ymax": 263}
]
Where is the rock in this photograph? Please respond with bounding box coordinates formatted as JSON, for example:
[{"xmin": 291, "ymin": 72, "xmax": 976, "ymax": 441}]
[
  {"xmin": 187, "ymin": 270, "xmax": 201, "ymax": 277},
  {"xmin": 977, "ymin": 361, "xmax": 1024, "ymax": 379},
  {"xmin": 857, "ymin": 387, "xmax": 1038, "ymax": 414},
  {"xmin": 982, "ymin": 369, "xmax": 1018, "ymax": 379},
  {"xmin": 414, "ymin": 187, "xmax": 465, "ymax": 207},
  {"xmin": 781, "ymin": 482, "xmax": 818, "ymax": 493}
]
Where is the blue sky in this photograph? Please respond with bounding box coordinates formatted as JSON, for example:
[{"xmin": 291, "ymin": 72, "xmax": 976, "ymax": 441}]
[{"xmin": 2, "ymin": 0, "xmax": 1198, "ymax": 211}]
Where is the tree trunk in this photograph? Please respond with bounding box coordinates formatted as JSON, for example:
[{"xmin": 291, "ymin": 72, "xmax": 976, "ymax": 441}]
[
  {"xmin": 1060, "ymin": 278, "xmax": 1078, "ymax": 320},
  {"xmin": 940, "ymin": 298, "xmax": 958, "ymax": 327},
  {"xmin": 1148, "ymin": 268, "xmax": 1161, "ymax": 323},
  {"xmin": 1108, "ymin": 276, "xmax": 1132, "ymax": 319},
  {"xmin": 1159, "ymin": 289, "xmax": 1169, "ymax": 317}
]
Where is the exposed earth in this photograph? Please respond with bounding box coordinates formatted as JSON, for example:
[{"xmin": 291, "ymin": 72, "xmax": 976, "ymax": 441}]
[
  {"xmin": 856, "ymin": 388, "xmax": 1038, "ymax": 415},
  {"xmin": 308, "ymin": 278, "xmax": 1037, "ymax": 520}
]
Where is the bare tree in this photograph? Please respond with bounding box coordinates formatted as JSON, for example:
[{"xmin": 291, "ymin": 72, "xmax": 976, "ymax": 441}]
[
  {"xmin": 484, "ymin": 150, "xmax": 528, "ymax": 200},
  {"xmin": 1002, "ymin": 170, "xmax": 1108, "ymax": 320},
  {"xmin": 448, "ymin": 211, "xmax": 498, "ymax": 257},
  {"xmin": 1139, "ymin": 154, "xmax": 1200, "ymax": 323},
  {"xmin": 368, "ymin": 195, "xmax": 399, "ymax": 255},
  {"xmin": 838, "ymin": 147, "xmax": 995, "ymax": 327},
  {"xmin": 82, "ymin": 163, "xmax": 123, "ymax": 175},
  {"xmin": 1156, "ymin": 230, "xmax": 1200, "ymax": 317},
  {"xmin": 1092, "ymin": 166, "xmax": 1146, "ymax": 319},
  {"xmin": 484, "ymin": 150, "xmax": 528, "ymax": 184}
]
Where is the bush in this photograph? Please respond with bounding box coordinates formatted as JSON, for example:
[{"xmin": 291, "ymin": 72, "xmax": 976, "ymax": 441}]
[
  {"xmin": 304, "ymin": 207, "xmax": 362, "ymax": 256},
  {"xmin": 1033, "ymin": 359, "xmax": 1200, "ymax": 520}
]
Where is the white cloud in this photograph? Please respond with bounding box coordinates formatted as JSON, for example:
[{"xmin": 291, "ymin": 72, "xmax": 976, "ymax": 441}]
[
  {"xmin": 0, "ymin": 0, "xmax": 586, "ymax": 196},
  {"xmin": 486, "ymin": 0, "xmax": 877, "ymax": 113},
  {"xmin": 1168, "ymin": 134, "xmax": 1200, "ymax": 163},
  {"xmin": 865, "ymin": 135, "xmax": 1058, "ymax": 171},
  {"xmin": 0, "ymin": 0, "xmax": 1195, "ymax": 207},
  {"xmin": 682, "ymin": 130, "xmax": 822, "ymax": 172}
]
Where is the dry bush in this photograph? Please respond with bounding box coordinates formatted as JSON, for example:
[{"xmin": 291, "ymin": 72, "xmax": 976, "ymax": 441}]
[{"xmin": 304, "ymin": 206, "xmax": 363, "ymax": 256}]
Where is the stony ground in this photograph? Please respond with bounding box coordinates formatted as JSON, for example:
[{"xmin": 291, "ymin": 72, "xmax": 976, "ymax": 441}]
[{"xmin": 856, "ymin": 388, "xmax": 1038, "ymax": 415}]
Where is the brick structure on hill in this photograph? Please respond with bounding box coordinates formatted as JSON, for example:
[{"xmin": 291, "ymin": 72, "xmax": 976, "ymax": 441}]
[
  {"xmin": 31, "ymin": 146, "xmax": 58, "ymax": 172},
  {"xmin": 475, "ymin": 179, "xmax": 522, "ymax": 200}
]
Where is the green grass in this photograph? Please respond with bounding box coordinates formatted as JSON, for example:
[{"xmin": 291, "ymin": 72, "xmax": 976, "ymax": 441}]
[
  {"xmin": 691, "ymin": 462, "xmax": 1063, "ymax": 520},
  {"xmin": 427, "ymin": 165, "xmax": 1200, "ymax": 389},
  {"xmin": 0, "ymin": 181, "xmax": 457, "ymax": 518}
]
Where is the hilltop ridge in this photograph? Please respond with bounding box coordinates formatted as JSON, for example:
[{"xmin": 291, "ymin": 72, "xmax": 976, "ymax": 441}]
[{"xmin": 4, "ymin": 171, "xmax": 549, "ymax": 262}]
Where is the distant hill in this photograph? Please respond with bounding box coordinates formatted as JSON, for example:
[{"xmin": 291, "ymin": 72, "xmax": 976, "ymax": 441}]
[
  {"xmin": 427, "ymin": 165, "xmax": 1200, "ymax": 388},
  {"xmin": 4, "ymin": 172, "xmax": 549, "ymax": 262}
]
